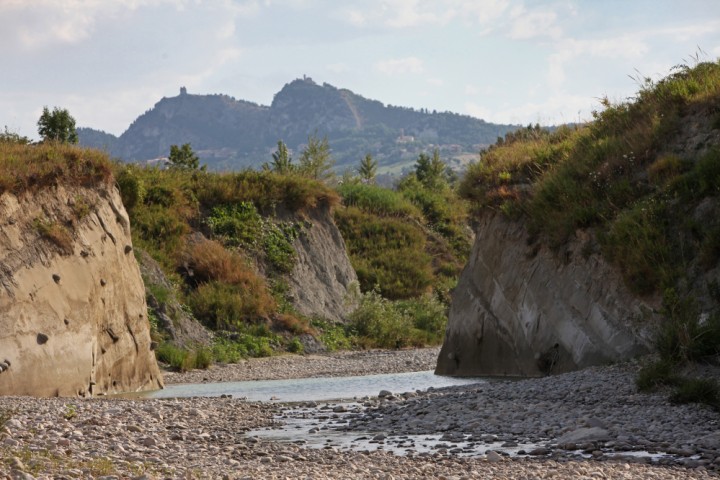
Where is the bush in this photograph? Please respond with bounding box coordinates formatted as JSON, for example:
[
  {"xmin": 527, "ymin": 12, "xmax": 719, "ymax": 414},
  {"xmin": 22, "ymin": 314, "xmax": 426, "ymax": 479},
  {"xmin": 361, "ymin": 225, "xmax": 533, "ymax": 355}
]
[
  {"xmin": 656, "ymin": 291, "xmax": 720, "ymax": 363},
  {"xmin": 116, "ymin": 167, "xmax": 145, "ymax": 210},
  {"xmin": 670, "ymin": 378, "xmax": 720, "ymax": 411},
  {"xmin": 206, "ymin": 202, "xmax": 263, "ymax": 247},
  {"xmin": 311, "ymin": 318, "xmax": 353, "ymax": 352},
  {"xmin": 188, "ymin": 281, "xmax": 273, "ymax": 330},
  {"xmin": 335, "ymin": 207, "xmax": 434, "ymax": 299},
  {"xmin": 348, "ymin": 289, "xmax": 447, "ymax": 348},
  {"xmin": 338, "ymin": 183, "xmax": 421, "ymax": 218},
  {"xmin": 287, "ymin": 337, "xmax": 304, "ymax": 354},
  {"xmin": 636, "ymin": 359, "xmax": 680, "ymax": 392}
]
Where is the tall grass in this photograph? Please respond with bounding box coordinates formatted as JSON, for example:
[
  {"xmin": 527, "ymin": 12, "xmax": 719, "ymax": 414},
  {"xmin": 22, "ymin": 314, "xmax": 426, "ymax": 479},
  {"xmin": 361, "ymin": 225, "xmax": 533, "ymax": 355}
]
[{"xmin": 0, "ymin": 142, "xmax": 113, "ymax": 195}]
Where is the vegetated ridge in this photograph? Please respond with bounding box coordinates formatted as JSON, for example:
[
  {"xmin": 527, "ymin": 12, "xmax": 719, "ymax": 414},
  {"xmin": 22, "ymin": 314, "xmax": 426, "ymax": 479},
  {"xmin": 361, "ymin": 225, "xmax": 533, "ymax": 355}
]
[
  {"xmin": 78, "ymin": 78, "xmax": 519, "ymax": 175},
  {"xmin": 440, "ymin": 60, "xmax": 720, "ymax": 407}
]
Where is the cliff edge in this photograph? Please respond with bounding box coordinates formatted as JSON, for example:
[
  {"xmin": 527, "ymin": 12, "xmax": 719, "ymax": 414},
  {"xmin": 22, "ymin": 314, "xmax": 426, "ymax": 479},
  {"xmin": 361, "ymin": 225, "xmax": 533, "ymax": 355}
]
[
  {"xmin": 0, "ymin": 181, "xmax": 163, "ymax": 396},
  {"xmin": 436, "ymin": 214, "xmax": 656, "ymax": 377}
]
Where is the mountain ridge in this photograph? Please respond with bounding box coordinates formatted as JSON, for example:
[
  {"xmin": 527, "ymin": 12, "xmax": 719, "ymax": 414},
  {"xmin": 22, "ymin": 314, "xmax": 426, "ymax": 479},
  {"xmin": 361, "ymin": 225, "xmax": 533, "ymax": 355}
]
[{"xmin": 79, "ymin": 77, "xmax": 520, "ymax": 173}]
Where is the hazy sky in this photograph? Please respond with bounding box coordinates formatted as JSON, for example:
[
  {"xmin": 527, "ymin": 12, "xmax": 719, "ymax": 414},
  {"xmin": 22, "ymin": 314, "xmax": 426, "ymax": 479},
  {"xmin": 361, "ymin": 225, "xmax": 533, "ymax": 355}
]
[{"xmin": 2, "ymin": 0, "xmax": 720, "ymax": 140}]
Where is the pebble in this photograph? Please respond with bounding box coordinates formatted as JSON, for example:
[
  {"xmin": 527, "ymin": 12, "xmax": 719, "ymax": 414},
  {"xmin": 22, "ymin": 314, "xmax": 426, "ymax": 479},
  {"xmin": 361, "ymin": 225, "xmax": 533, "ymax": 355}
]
[{"xmin": 0, "ymin": 350, "xmax": 716, "ymax": 479}]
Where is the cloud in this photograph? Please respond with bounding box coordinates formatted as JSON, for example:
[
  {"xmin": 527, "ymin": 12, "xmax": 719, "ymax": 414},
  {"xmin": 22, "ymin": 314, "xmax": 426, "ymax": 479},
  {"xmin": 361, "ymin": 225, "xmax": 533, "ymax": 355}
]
[
  {"xmin": 427, "ymin": 78, "xmax": 444, "ymax": 86},
  {"xmin": 342, "ymin": 0, "xmax": 509, "ymax": 29},
  {"xmin": 374, "ymin": 56, "xmax": 424, "ymax": 75},
  {"xmin": 508, "ymin": 6, "xmax": 562, "ymax": 40},
  {"xmin": 464, "ymin": 84, "xmax": 479, "ymax": 95},
  {"xmin": 487, "ymin": 94, "xmax": 598, "ymax": 126},
  {"xmin": 547, "ymin": 36, "xmax": 649, "ymax": 89},
  {"xmin": 0, "ymin": 0, "xmax": 260, "ymax": 50}
]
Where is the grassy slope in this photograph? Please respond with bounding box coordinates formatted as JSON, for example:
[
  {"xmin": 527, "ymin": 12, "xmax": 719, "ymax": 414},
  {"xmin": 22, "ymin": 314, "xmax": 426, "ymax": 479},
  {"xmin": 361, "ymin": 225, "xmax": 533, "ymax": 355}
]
[{"xmin": 459, "ymin": 60, "xmax": 720, "ymax": 407}]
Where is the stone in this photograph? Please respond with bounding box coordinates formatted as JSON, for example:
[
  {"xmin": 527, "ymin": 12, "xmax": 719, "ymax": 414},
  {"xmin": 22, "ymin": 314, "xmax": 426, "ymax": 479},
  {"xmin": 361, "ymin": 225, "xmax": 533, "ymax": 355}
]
[
  {"xmin": 485, "ymin": 451, "xmax": 503, "ymax": 463},
  {"xmin": 379, "ymin": 390, "xmax": 392, "ymax": 398},
  {"xmin": 557, "ymin": 427, "xmax": 611, "ymax": 445}
]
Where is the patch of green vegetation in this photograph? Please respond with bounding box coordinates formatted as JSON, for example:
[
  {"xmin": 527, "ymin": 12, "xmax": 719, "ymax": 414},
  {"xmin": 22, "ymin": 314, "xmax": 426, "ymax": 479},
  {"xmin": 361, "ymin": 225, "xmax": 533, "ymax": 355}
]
[
  {"xmin": 335, "ymin": 206, "xmax": 434, "ymax": 299},
  {"xmin": 155, "ymin": 343, "xmax": 213, "ymax": 372},
  {"xmin": 670, "ymin": 378, "xmax": 720, "ymax": 410},
  {"xmin": 636, "ymin": 290, "xmax": 720, "ymax": 410},
  {"xmin": 337, "ymin": 183, "xmax": 421, "ymax": 218},
  {"xmin": 311, "ymin": 318, "xmax": 353, "ymax": 352},
  {"xmin": 348, "ymin": 289, "xmax": 447, "ymax": 348}
]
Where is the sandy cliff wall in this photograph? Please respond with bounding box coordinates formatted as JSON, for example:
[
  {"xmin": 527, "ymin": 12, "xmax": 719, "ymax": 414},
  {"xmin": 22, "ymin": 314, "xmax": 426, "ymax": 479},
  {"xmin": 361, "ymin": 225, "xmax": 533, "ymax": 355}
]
[
  {"xmin": 437, "ymin": 214, "xmax": 658, "ymax": 377},
  {"xmin": 0, "ymin": 184, "xmax": 162, "ymax": 396},
  {"xmin": 285, "ymin": 205, "xmax": 358, "ymax": 322}
]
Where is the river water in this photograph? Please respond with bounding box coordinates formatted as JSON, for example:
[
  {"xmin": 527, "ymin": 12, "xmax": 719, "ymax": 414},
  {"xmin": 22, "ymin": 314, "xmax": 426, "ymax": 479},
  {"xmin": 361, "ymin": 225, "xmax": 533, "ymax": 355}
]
[{"xmin": 144, "ymin": 370, "xmax": 485, "ymax": 402}]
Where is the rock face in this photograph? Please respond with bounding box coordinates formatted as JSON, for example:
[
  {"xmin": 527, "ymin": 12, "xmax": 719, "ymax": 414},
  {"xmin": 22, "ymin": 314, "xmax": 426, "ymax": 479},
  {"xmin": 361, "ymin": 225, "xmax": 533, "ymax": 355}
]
[
  {"xmin": 284, "ymin": 204, "xmax": 358, "ymax": 322},
  {"xmin": 436, "ymin": 213, "xmax": 657, "ymax": 377},
  {"xmin": 0, "ymin": 184, "xmax": 163, "ymax": 396}
]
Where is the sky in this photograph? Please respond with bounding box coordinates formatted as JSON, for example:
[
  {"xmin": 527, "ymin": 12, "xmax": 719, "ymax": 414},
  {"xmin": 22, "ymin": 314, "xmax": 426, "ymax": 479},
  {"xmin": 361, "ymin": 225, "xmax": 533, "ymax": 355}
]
[{"xmin": 2, "ymin": 0, "xmax": 720, "ymax": 140}]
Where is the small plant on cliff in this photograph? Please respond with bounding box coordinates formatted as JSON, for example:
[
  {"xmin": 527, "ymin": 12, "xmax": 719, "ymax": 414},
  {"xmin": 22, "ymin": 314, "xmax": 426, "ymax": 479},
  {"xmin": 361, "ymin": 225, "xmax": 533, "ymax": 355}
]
[{"xmin": 34, "ymin": 218, "xmax": 74, "ymax": 255}]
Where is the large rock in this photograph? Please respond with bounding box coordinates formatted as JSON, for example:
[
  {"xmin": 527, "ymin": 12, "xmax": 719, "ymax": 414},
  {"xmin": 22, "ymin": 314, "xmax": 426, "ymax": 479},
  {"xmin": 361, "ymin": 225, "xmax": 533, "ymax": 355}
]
[
  {"xmin": 436, "ymin": 213, "xmax": 657, "ymax": 377},
  {"xmin": 0, "ymin": 184, "xmax": 163, "ymax": 396},
  {"xmin": 284, "ymin": 204, "xmax": 358, "ymax": 322}
]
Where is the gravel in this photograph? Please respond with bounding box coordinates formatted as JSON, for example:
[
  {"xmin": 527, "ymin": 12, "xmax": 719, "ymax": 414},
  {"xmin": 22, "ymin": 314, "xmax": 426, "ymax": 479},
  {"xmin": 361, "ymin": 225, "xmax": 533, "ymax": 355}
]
[{"xmin": 0, "ymin": 350, "xmax": 718, "ymax": 479}]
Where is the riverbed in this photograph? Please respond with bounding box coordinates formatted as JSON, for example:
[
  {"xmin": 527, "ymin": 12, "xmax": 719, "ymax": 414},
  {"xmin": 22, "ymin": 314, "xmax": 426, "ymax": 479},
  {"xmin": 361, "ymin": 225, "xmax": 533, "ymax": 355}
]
[{"xmin": 1, "ymin": 348, "xmax": 718, "ymax": 479}]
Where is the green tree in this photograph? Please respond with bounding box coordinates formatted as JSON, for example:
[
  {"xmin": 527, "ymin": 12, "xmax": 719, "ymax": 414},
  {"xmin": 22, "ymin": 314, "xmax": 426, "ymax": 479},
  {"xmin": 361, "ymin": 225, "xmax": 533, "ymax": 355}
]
[
  {"xmin": 168, "ymin": 143, "xmax": 201, "ymax": 170},
  {"xmin": 37, "ymin": 107, "xmax": 78, "ymax": 144},
  {"xmin": 358, "ymin": 153, "xmax": 378, "ymax": 184},
  {"xmin": 0, "ymin": 126, "xmax": 30, "ymax": 145},
  {"xmin": 264, "ymin": 140, "xmax": 294, "ymax": 174},
  {"xmin": 298, "ymin": 134, "xmax": 335, "ymax": 182},
  {"xmin": 415, "ymin": 149, "xmax": 446, "ymax": 189}
]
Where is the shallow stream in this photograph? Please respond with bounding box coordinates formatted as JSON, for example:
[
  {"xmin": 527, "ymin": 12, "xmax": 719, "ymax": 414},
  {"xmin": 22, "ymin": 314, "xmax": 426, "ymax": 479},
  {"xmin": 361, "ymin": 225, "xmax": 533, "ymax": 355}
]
[{"xmin": 144, "ymin": 370, "xmax": 483, "ymax": 402}]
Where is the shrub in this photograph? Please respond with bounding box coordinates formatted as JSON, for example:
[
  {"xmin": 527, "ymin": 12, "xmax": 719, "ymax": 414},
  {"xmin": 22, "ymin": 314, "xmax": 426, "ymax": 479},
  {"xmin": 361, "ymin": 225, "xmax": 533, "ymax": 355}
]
[
  {"xmin": 188, "ymin": 281, "xmax": 273, "ymax": 330},
  {"xmin": 349, "ymin": 289, "xmax": 415, "ymax": 348},
  {"xmin": 600, "ymin": 198, "xmax": 673, "ymax": 294},
  {"xmin": 186, "ymin": 239, "xmax": 261, "ymax": 285},
  {"xmin": 337, "ymin": 183, "xmax": 421, "ymax": 218},
  {"xmin": 155, "ymin": 343, "xmax": 192, "ymax": 372},
  {"xmin": 116, "ymin": 167, "xmax": 145, "ymax": 210},
  {"xmin": 206, "ymin": 202, "xmax": 263, "ymax": 247},
  {"xmin": 335, "ymin": 207, "xmax": 434, "ymax": 299},
  {"xmin": 636, "ymin": 359, "xmax": 680, "ymax": 392},
  {"xmin": 670, "ymin": 378, "xmax": 720, "ymax": 411},
  {"xmin": 348, "ymin": 289, "xmax": 447, "ymax": 348},
  {"xmin": 287, "ymin": 337, "xmax": 304, "ymax": 353},
  {"xmin": 262, "ymin": 222, "xmax": 300, "ymax": 273},
  {"xmin": 311, "ymin": 318, "xmax": 352, "ymax": 352},
  {"xmin": 656, "ymin": 291, "xmax": 720, "ymax": 363}
]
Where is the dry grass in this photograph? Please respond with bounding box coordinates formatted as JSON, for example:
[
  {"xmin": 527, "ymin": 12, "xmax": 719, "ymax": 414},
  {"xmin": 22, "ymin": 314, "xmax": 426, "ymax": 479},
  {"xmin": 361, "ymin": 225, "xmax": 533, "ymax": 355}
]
[{"xmin": 0, "ymin": 142, "xmax": 113, "ymax": 196}]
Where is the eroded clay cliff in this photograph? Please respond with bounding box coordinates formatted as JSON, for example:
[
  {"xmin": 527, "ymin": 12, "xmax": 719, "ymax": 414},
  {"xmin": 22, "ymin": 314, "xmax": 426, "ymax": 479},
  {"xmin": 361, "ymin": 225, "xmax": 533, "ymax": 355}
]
[
  {"xmin": 0, "ymin": 184, "xmax": 163, "ymax": 396},
  {"xmin": 436, "ymin": 214, "xmax": 658, "ymax": 377},
  {"xmin": 285, "ymin": 205, "xmax": 358, "ymax": 322}
]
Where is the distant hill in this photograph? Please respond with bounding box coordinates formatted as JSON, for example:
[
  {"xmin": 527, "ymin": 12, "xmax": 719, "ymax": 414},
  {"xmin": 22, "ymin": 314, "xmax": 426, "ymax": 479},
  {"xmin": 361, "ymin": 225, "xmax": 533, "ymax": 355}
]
[{"xmin": 79, "ymin": 78, "xmax": 520, "ymax": 174}]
